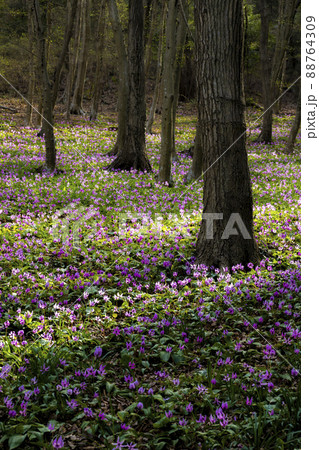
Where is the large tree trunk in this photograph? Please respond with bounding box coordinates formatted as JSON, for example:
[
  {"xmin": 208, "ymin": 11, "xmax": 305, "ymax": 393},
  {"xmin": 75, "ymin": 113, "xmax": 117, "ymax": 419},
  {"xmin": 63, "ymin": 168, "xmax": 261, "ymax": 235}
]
[
  {"xmin": 106, "ymin": 0, "xmax": 129, "ymax": 155},
  {"xmin": 194, "ymin": 0, "xmax": 259, "ymax": 269},
  {"xmin": 90, "ymin": 0, "xmax": 107, "ymax": 121},
  {"xmin": 33, "ymin": 0, "xmax": 56, "ymax": 173},
  {"xmin": 158, "ymin": 0, "xmax": 178, "ymax": 184},
  {"xmin": 70, "ymin": 0, "xmax": 91, "ymax": 115},
  {"xmin": 107, "ymin": 0, "xmax": 152, "ymax": 172},
  {"xmin": 146, "ymin": 0, "xmax": 166, "ymax": 135},
  {"xmin": 284, "ymin": 85, "xmax": 301, "ymax": 154}
]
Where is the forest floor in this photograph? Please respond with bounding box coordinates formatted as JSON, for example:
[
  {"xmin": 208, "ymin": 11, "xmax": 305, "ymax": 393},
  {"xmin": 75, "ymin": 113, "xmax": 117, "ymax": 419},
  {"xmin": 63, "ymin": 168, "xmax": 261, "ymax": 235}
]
[{"xmin": 0, "ymin": 106, "xmax": 300, "ymax": 449}]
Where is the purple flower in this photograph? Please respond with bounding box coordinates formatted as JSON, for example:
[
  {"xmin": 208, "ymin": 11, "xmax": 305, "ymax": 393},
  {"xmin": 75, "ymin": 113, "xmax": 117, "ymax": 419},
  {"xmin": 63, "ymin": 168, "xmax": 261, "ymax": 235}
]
[
  {"xmin": 40, "ymin": 364, "xmax": 50, "ymax": 373},
  {"xmin": 67, "ymin": 399, "xmax": 78, "ymax": 410},
  {"xmin": 246, "ymin": 397, "xmax": 253, "ymax": 406},
  {"xmin": 186, "ymin": 402, "xmax": 193, "ymax": 413},
  {"xmin": 126, "ymin": 444, "xmax": 137, "ymax": 450},
  {"xmin": 94, "ymin": 346, "xmax": 102, "ymax": 358},
  {"xmin": 97, "ymin": 364, "xmax": 106, "ymax": 376},
  {"xmin": 196, "ymin": 414, "xmax": 207, "ymax": 424},
  {"xmin": 52, "ymin": 436, "xmax": 64, "ymax": 449},
  {"xmin": 113, "ymin": 327, "xmax": 121, "ymax": 336},
  {"xmin": 209, "ymin": 414, "xmax": 216, "ymax": 424},
  {"xmin": 235, "ymin": 342, "xmax": 242, "ymax": 351},
  {"xmin": 291, "ymin": 368, "xmax": 299, "ymax": 377},
  {"xmin": 220, "ymin": 417, "xmax": 229, "ymax": 427},
  {"xmin": 267, "ymin": 382, "xmax": 274, "ymax": 392},
  {"xmin": 112, "ymin": 437, "xmax": 125, "ymax": 449},
  {"xmin": 48, "ymin": 422, "xmax": 55, "ymax": 431},
  {"xmin": 83, "ymin": 407, "xmax": 94, "ymax": 417},
  {"xmin": 137, "ymin": 402, "xmax": 144, "ymax": 410},
  {"xmin": 197, "ymin": 384, "xmax": 208, "ymax": 394},
  {"xmin": 165, "ymin": 410, "xmax": 173, "ymax": 418},
  {"xmin": 179, "ymin": 418, "xmax": 188, "ymax": 426}
]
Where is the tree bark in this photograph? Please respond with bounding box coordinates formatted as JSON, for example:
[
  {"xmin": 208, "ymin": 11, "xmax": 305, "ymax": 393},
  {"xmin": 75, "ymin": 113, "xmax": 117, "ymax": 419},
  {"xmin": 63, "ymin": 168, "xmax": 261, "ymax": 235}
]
[
  {"xmin": 33, "ymin": 0, "xmax": 56, "ymax": 173},
  {"xmin": 65, "ymin": 0, "xmax": 81, "ymax": 120},
  {"xmin": 284, "ymin": 85, "xmax": 301, "ymax": 154},
  {"xmin": 273, "ymin": 50, "xmax": 286, "ymax": 115},
  {"xmin": 25, "ymin": 0, "xmax": 35, "ymax": 126},
  {"xmin": 106, "ymin": 0, "xmax": 129, "ymax": 155},
  {"xmin": 158, "ymin": 0, "xmax": 178, "ymax": 184},
  {"xmin": 144, "ymin": 0, "xmax": 157, "ymax": 79},
  {"xmin": 146, "ymin": 0, "xmax": 166, "ymax": 134},
  {"xmin": 257, "ymin": 0, "xmax": 272, "ymax": 143},
  {"xmin": 90, "ymin": 0, "xmax": 107, "ymax": 121},
  {"xmin": 171, "ymin": 0, "xmax": 188, "ymax": 160},
  {"xmin": 51, "ymin": 0, "xmax": 78, "ymax": 108},
  {"xmin": 184, "ymin": 123, "xmax": 202, "ymax": 183},
  {"xmin": 194, "ymin": 0, "xmax": 259, "ymax": 269},
  {"xmin": 70, "ymin": 0, "xmax": 91, "ymax": 115},
  {"xmin": 258, "ymin": 0, "xmax": 299, "ymax": 143},
  {"xmin": 107, "ymin": 0, "xmax": 152, "ymax": 172}
]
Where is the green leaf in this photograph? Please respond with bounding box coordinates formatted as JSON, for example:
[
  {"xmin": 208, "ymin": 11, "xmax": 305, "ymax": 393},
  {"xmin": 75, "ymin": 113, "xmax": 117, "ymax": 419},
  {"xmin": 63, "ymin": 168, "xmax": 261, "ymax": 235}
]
[
  {"xmin": 106, "ymin": 382, "xmax": 116, "ymax": 393},
  {"xmin": 154, "ymin": 442, "xmax": 166, "ymax": 450},
  {"xmin": 172, "ymin": 353, "xmax": 184, "ymax": 364},
  {"xmin": 153, "ymin": 416, "xmax": 169, "ymax": 428},
  {"xmin": 153, "ymin": 394, "xmax": 165, "ymax": 404},
  {"xmin": 8, "ymin": 435, "xmax": 27, "ymax": 450},
  {"xmin": 14, "ymin": 425, "xmax": 31, "ymax": 435},
  {"xmin": 160, "ymin": 351, "xmax": 170, "ymax": 362},
  {"xmin": 118, "ymin": 411, "xmax": 126, "ymax": 421}
]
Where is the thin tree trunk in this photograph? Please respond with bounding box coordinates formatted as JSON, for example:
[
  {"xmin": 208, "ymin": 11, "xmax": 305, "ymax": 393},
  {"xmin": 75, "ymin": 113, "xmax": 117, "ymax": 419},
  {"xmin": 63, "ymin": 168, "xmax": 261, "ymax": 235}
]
[
  {"xmin": 65, "ymin": 0, "xmax": 81, "ymax": 119},
  {"xmin": 258, "ymin": 0, "xmax": 299, "ymax": 143},
  {"xmin": 25, "ymin": 1, "xmax": 35, "ymax": 126},
  {"xmin": 33, "ymin": 0, "xmax": 56, "ymax": 173},
  {"xmin": 184, "ymin": 123, "xmax": 202, "ymax": 182},
  {"xmin": 34, "ymin": 87, "xmax": 43, "ymax": 127},
  {"xmin": 171, "ymin": 0, "xmax": 188, "ymax": 160},
  {"xmin": 106, "ymin": 0, "xmax": 129, "ymax": 155},
  {"xmin": 194, "ymin": 0, "xmax": 259, "ymax": 268},
  {"xmin": 107, "ymin": 0, "xmax": 152, "ymax": 172},
  {"xmin": 70, "ymin": 0, "xmax": 91, "ymax": 115},
  {"xmin": 90, "ymin": 0, "xmax": 107, "ymax": 121},
  {"xmin": 158, "ymin": 0, "xmax": 178, "ymax": 184},
  {"xmin": 257, "ymin": 0, "xmax": 272, "ymax": 143},
  {"xmin": 144, "ymin": 0, "xmax": 157, "ymax": 79},
  {"xmin": 51, "ymin": 0, "xmax": 77, "ymax": 108},
  {"xmin": 146, "ymin": 0, "xmax": 166, "ymax": 134},
  {"xmin": 274, "ymin": 50, "xmax": 286, "ymax": 114},
  {"xmin": 284, "ymin": 85, "xmax": 301, "ymax": 154}
]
